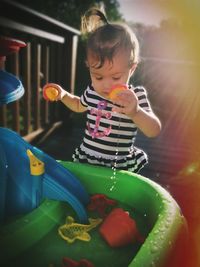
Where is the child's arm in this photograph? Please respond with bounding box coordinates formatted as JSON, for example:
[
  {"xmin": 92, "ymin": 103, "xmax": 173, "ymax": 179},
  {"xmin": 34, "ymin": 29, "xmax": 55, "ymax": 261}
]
[
  {"xmin": 43, "ymin": 83, "xmax": 87, "ymax": 113},
  {"xmin": 130, "ymin": 107, "xmax": 161, "ymax": 138},
  {"xmin": 61, "ymin": 91, "xmax": 87, "ymax": 113},
  {"xmin": 112, "ymin": 89, "xmax": 161, "ymax": 138}
]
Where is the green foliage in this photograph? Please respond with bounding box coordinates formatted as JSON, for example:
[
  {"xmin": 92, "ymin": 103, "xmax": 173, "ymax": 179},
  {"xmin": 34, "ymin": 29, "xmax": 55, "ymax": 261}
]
[
  {"xmin": 16, "ymin": 0, "xmax": 122, "ymax": 30},
  {"xmin": 15, "ymin": 0, "xmax": 123, "ymax": 96}
]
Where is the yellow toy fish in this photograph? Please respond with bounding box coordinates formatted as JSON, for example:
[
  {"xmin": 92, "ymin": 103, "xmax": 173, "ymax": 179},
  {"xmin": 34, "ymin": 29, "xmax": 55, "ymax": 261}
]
[{"xmin": 58, "ymin": 216, "xmax": 102, "ymax": 243}]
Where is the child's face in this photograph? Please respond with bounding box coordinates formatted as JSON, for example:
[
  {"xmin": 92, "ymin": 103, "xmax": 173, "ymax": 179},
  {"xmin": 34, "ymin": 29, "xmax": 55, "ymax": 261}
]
[{"xmin": 87, "ymin": 50, "xmax": 136, "ymax": 99}]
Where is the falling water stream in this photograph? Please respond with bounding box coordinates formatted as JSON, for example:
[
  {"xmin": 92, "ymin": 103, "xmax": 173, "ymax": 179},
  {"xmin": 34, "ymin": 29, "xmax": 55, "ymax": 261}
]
[{"xmin": 109, "ymin": 116, "xmax": 121, "ymax": 192}]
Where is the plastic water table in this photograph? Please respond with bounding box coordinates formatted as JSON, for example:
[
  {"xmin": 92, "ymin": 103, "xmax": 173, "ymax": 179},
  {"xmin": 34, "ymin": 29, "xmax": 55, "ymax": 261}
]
[{"xmin": 0, "ymin": 128, "xmax": 188, "ymax": 267}]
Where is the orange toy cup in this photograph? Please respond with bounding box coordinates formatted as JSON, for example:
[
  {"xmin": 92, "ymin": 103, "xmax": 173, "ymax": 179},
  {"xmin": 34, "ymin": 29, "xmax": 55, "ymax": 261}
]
[
  {"xmin": 109, "ymin": 84, "xmax": 128, "ymax": 101},
  {"xmin": 43, "ymin": 84, "xmax": 60, "ymax": 101},
  {"xmin": 99, "ymin": 208, "xmax": 139, "ymax": 248}
]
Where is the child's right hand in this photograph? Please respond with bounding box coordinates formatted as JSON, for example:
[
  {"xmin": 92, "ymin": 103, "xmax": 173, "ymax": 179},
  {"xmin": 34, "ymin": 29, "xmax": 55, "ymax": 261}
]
[{"xmin": 43, "ymin": 83, "xmax": 66, "ymax": 101}]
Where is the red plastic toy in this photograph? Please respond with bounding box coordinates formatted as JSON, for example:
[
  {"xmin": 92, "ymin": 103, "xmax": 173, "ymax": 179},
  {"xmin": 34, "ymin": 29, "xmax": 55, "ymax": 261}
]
[
  {"xmin": 99, "ymin": 208, "xmax": 144, "ymax": 248},
  {"xmin": 62, "ymin": 257, "xmax": 94, "ymax": 267},
  {"xmin": 87, "ymin": 194, "xmax": 117, "ymax": 217},
  {"xmin": 0, "ymin": 36, "xmax": 26, "ymax": 58}
]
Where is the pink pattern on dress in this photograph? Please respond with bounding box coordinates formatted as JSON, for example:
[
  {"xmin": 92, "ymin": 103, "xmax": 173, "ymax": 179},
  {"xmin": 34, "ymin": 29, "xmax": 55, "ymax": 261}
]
[{"xmin": 87, "ymin": 100, "xmax": 112, "ymax": 139}]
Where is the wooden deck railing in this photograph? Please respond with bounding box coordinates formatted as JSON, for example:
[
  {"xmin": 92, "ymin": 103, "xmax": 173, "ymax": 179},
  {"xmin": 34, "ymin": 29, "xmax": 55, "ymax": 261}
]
[
  {"xmin": 0, "ymin": 0, "xmax": 79, "ymax": 142},
  {"xmin": 1, "ymin": 0, "xmax": 199, "ymax": 148}
]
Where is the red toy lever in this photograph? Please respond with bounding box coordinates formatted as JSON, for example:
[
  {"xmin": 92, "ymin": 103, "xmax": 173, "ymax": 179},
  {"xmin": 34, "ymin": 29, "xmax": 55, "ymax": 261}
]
[
  {"xmin": 87, "ymin": 194, "xmax": 117, "ymax": 218},
  {"xmin": 62, "ymin": 257, "xmax": 94, "ymax": 267}
]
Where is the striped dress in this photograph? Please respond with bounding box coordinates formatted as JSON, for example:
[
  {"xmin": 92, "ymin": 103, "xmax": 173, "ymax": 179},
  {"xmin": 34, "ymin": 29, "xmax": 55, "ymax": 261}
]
[{"xmin": 72, "ymin": 84, "xmax": 151, "ymax": 173}]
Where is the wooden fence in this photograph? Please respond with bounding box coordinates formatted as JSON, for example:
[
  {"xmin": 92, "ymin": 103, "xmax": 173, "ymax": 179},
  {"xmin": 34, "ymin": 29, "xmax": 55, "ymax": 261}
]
[{"xmin": 0, "ymin": 0, "xmax": 79, "ymax": 142}]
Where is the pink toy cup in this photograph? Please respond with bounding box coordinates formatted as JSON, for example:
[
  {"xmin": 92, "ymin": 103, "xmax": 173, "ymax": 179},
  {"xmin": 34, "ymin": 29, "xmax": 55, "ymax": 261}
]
[{"xmin": 99, "ymin": 208, "xmax": 138, "ymax": 247}]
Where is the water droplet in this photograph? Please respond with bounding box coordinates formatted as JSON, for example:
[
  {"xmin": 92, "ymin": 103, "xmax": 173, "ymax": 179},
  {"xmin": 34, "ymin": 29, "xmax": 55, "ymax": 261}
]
[
  {"xmin": 109, "ymin": 117, "xmax": 121, "ymax": 191},
  {"xmin": 159, "ymin": 235, "xmax": 164, "ymax": 240},
  {"xmin": 159, "ymin": 227, "xmax": 165, "ymax": 232},
  {"xmin": 151, "ymin": 245, "xmax": 158, "ymax": 253},
  {"xmin": 110, "ymin": 185, "xmax": 115, "ymax": 191}
]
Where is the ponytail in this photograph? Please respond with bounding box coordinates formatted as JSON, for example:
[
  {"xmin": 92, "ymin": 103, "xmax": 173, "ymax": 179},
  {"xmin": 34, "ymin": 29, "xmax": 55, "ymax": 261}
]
[
  {"xmin": 81, "ymin": 8, "xmax": 108, "ymax": 35},
  {"xmin": 81, "ymin": 8, "xmax": 140, "ymax": 68}
]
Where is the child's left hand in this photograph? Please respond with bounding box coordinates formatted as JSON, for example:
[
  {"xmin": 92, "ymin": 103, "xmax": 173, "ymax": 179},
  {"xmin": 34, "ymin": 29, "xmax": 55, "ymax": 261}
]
[{"xmin": 112, "ymin": 89, "xmax": 139, "ymax": 118}]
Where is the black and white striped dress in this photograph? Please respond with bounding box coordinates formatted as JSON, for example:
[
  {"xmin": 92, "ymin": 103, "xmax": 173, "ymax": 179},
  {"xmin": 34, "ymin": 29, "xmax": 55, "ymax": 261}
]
[{"xmin": 72, "ymin": 84, "xmax": 151, "ymax": 173}]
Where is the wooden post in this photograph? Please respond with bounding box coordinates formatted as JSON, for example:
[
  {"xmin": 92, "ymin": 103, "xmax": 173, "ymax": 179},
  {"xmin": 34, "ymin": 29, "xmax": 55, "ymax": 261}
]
[
  {"xmin": 11, "ymin": 52, "xmax": 20, "ymax": 133},
  {"xmin": 0, "ymin": 57, "xmax": 7, "ymax": 127},
  {"xmin": 70, "ymin": 35, "xmax": 78, "ymax": 95},
  {"xmin": 23, "ymin": 42, "xmax": 32, "ymax": 135},
  {"xmin": 0, "ymin": 105, "xmax": 7, "ymax": 128},
  {"xmin": 32, "ymin": 43, "xmax": 41, "ymax": 130},
  {"xmin": 42, "ymin": 44, "xmax": 50, "ymax": 125}
]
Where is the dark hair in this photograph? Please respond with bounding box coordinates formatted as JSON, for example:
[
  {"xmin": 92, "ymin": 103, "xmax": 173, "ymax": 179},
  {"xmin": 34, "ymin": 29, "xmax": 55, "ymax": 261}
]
[{"xmin": 81, "ymin": 8, "xmax": 140, "ymax": 68}]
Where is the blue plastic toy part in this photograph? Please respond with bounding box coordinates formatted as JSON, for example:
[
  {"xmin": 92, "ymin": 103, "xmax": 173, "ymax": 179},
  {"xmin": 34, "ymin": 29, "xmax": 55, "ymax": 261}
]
[
  {"xmin": 0, "ymin": 127, "xmax": 89, "ymax": 223},
  {"xmin": 0, "ymin": 70, "xmax": 24, "ymax": 105},
  {"xmin": 43, "ymin": 173, "xmax": 89, "ymax": 223},
  {"xmin": 26, "ymin": 148, "xmax": 89, "ymax": 222},
  {"xmin": 0, "ymin": 145, "xmax": 8, "ymax": 222}
]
